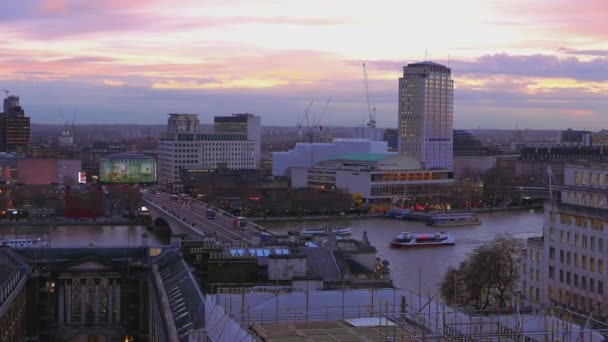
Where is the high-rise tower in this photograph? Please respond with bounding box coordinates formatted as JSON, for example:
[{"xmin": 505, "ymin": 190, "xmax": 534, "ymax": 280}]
[{"xmin": 398, "ymin": 62, "xmax": 453, "ymax": 169}]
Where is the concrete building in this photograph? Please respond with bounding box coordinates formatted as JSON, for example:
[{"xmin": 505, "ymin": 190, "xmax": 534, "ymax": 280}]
[
  {"xmin": 383, "ymin": 128, "xmax": 398, "ymax": 151},
  {"xmin": 159, "ymin": 113, "xmax": 261, "ymax": 187},
  {"xmin": 521, "ymin": 162, "xmax": 608, "ymax": 318},
  {"xmin": 561, "ymin": 129, "xmax": 592, "ymax": 147},
  {"xmin": 272, "ymin": 138, "xmax": 390, "ymax": 177},
  {"xmin": 592, "ymin": 130, "xmax": 608, "ymax": 147},
  {"xmin": 290, "ymin": 153, "xmax": 453, "ymax": 203},
  {"xmin": 0, "ymin": 96, "xmax": 31, "ymax": 154},
  {"xmin": 17, "ymin": 158, "xmax": 82, "ymax": 186},
  {"xmin": 398, "ymin": 62, "xmax": 453, "ymax": 170},
  {"xmin": 453, "ymin": 130, "xmax": 499, "ymax": 180}
]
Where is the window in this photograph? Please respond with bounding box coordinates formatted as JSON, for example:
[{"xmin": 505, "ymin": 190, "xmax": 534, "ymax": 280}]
[
  {"xmin": 560, "ymin": 269, "xmax": 564, "ymax": 283},
  {"xmin": 575, "ymin": 233, "xmax": 580, "ymax": 247},
  {"xmin": 560, "ymin": 250, "xmax": 564, "ymax": 263},
  {"xmin": 583, "ymin": 235, "xmax": 588, "ymax": 249},
  {"xmin": 574, "ymin": 274, "xmax": 579, "ymax": 287},
  {"xmin": 576, "ymin": 216, "xmax": 587, "ymax": 228},
  {"xmin": 582, "ymin": 255, "xmax": 587, "ymax": 269},
  {"xmin": 561, "ymin": 214, "xmax": 572, "ymax": 225},
  {"xmin": 592, "ymin": 220, "xmax": 604, "ymax": 231},
  {"xmin": 567, "ymin": 251, "xmax": 571, "ymax": 265},
  {"xmin": 566, "ymin": 271, "xmax": 571, "ymax": 285},
  {"xmin": 575, "ymin": 253, "xmax": 579, "ymax": 267},
  {"xmin": 582, "ymin": 276, "xmax": 587, "ymax": 290},
  {"xmin": 599, "ymin": 173, "xmax": 603, "ymax": 187},
  {"xmin": 599, "ymin": 259, "xmax": 604, "ymax": 274},
  {"xmin": 591, "ymin": 236, "xmax": 596, "ymax": 251},
  {"xmin": 575, "ymin": 171, "xmax": 580, "ymax": 185},
  {"xmin": 590, "ymin": 278, "xmax": 595, "ymax": 293},
  {"xmin": 600, "ymin": 238, "xmax": 604, "ymax": 253},
  {"xmin": 599, "ymin": 281, "xmax": 604, "ymax": 295},
  {"xmin": 560, "ymin": 230, "xmax": 565, "ymax": 243},
  {"xmin": 591, "ymin": 257, "xmax": 596, "ymax": 272},
  {"xmin": 549, "ymin": 266, "xmax": 555, "ymax": 279},
  {"xmin": 549, "ymin": 247, "xmax": 555, "ymax": 260},
  {"xmin": 582, "ymin": 172, "xmax": 587, "ymax": 185},
  {"xmin": 582, "ymin": 193, "xmax": 588, "ymax": 206}
]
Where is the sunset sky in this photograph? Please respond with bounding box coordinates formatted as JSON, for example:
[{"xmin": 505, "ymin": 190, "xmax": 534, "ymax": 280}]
[{"xmin": 1, "ymin": 0, "xmax": 607, "ymax": 129}]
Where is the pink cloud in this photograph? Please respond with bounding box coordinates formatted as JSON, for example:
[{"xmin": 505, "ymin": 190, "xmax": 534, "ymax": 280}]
[{"xmin": 38, "ymin": 0, "xmax": 67, "ymax": 14}]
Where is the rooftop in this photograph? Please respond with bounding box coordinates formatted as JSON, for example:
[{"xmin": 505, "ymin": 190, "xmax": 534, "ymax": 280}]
[{"xmin": 101, "ymin": 152, "xmax": 156, "ymax": 160}]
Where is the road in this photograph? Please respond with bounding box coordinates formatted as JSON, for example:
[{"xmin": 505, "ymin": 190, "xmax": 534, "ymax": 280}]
[{"xmin": 142, "ymin": 193, "xmax": 254, "ymax": 245}]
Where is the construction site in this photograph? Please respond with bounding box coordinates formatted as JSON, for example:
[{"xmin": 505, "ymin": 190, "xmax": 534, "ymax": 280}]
[{"xmin": 205, "ymin": 287, "xmax": 608, "ymax": 342}]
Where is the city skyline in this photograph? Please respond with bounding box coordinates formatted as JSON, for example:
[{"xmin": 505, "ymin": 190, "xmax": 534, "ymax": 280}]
[{"xmin": 1, "ymin": 0, "xmax": 607, "ymax": 129}]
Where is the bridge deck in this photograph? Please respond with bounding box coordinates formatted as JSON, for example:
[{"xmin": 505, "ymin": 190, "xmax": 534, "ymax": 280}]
[{"xmin": 143, "ymin": 194, "xmax": 254, "ymax": 245}]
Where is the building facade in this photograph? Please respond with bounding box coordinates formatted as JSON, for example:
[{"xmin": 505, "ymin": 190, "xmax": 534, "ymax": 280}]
[
  {"xmin": 159, "ymin": 113, "xmax": 261, "ymax": 186},
  {"xmin": 0, "ymin": 96, "xmax": 31, "ymax": 154},
  {"xmin": 398, "ymin": 62, "xmax": 453, "ymax": 170},
  {"xmin": 521, "ymin": 162, "xmax": 608, "ymax": 319},
  {"xmin": 290, "ymin": 153, "xmax": 453, "ymax": 203}
]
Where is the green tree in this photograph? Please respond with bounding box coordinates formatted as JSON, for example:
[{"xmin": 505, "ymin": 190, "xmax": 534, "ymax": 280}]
[{"xmin": 440, "ymin": 234, "xmax": 523, "ymax": 311}]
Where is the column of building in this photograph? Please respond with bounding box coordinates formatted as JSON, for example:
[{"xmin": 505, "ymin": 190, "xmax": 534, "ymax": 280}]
[{"xmin": 57, "ymin": 276, "xmax": 122, "ymax": 326}]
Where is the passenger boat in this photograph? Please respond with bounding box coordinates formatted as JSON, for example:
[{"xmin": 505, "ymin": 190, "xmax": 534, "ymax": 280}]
[
  {"xmin": 389, "ymin": 232, "xmax": 455, "ymax": 248},
  {"xmin": 300, "ymin": 226, "xmax": 352, "ymax": 237},
  {"xmin": 0, "ymin": 237, "xmax": 48, "ymax": 248},
  {"xmin": 427, "ymin": 214, "xmax": 482, "ymax": 227}
]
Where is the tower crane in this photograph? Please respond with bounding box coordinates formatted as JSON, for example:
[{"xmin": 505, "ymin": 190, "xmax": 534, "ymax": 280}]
[
  {"xmin": 313, "ymin": 97, "xmax": 332, "ymax": 132},
  {"xmin": 303, "ymin": 100, "xmax": 314, "ymax": 143},
  {"xmin": 362, "ymin": 63, "xmax": 376, "ymax": 128}
]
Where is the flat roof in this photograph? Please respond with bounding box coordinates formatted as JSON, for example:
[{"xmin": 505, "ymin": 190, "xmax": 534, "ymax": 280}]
[{"xmin": 251, "ymin": 321, "xmax": 409, "ymax": 342}]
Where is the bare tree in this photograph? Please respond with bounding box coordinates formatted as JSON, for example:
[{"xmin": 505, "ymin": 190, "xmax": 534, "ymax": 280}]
[{"xmin": 440, "ymin": 234, "xmax": 523, "ymax": 311}]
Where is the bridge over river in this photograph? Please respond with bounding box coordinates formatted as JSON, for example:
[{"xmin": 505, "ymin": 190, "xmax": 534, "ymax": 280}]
[{"xmin": 142, "ymin": 193, "xmax": 272, "ymax": 246}]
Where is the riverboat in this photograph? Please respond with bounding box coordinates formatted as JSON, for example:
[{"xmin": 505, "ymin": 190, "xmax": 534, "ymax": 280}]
[
  {"xmin": 389, "ymin": 232, "xmax": 455, "ymax": 248},
  {"xmin": 300, "ymin": 226, "xmax": 352, "ymax": 237}
]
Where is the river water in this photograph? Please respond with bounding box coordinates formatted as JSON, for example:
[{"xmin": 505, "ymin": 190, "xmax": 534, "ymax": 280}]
[
  {"xmin": 0, "ymin": 210, "xmax": 543, "ymax": 293},
  {"xmin": 0, "ymin": 225, "xmax": 167, "ymax": 247},
  {"xmin": 266, "ymin": 209, "xmax": 544, "ymax": 293}
]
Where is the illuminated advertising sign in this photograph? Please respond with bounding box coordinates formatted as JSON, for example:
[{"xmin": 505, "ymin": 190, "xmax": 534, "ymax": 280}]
[
  {"xmin": 99, "ymin": 159, "xmax": 157, "ymax": 183},
  {"xmin": 78, "ymin": 171, "xmax": 87, "ymax": 184}
]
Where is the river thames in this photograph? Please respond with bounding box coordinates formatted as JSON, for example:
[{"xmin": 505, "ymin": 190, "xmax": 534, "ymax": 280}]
[
  {"xmin": 0, "ymin": 209, "xmax": 543, "ymax": 294},
  {"xmin": 267, "ymin": 209, "xmax": 544, "ymax": 293}
]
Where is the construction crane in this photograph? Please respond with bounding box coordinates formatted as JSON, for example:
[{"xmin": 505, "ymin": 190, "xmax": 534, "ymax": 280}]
[
  {"xmin": 303, "ymin": 100, "xmax": 314, "ymax": 143},
  {"xmin": 313, "ymin": 97, "xmax": 332, "ymax": 133},
  {"xmin": 2, "ymin": 90, "xmax": 9, "ymax": 98},
  {"xmin": 362, "ymin": 63, "xmax": 376, "ymax": 128}
]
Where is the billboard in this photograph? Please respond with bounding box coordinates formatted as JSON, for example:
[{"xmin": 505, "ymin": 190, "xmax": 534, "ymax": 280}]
[{"xmin": 100, "ymin": 159, "xmax": 156, "ymax": 183}]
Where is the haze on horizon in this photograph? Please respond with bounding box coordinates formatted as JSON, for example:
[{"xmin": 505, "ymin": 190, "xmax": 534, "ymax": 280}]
[{"xmin": 1, "ymin": 0, "xmax": 607, "ymax": 129}]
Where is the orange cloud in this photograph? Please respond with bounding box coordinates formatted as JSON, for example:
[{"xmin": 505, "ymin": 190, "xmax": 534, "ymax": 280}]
[{"xmin": 565, "ymin": 109, "xmax": 594, "ymax": 117}]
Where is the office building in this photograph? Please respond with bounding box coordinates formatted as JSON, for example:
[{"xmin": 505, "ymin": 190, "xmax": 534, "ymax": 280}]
[
  {"xmin": 520, "ymin": 162, "xmax": 608, "ymax": 318},
  {"xmin": 398, "ymin": 62, "xmax": 453, "ymax": 170},
  {"xmin": 159, "ymin": 113, "xmax": 261, "ymax": 186},
  {"xmin": 453, "ymin": 130, "xmax": 499, "ymax": 179},
  {"xmin": 0, "ymin": 96, "xmax": 31, "ymax": 154}
]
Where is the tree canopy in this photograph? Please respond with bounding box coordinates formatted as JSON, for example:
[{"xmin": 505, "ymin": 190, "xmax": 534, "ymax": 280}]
[{"xmin": 440, "ymin": 234, "xmax": 523, "ymax": 311}]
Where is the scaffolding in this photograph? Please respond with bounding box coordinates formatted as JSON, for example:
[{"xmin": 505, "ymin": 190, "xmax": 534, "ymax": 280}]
[{"xmin": 208, "ymin": 288, "xmax": 608, "ymax": 342}]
